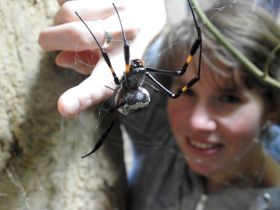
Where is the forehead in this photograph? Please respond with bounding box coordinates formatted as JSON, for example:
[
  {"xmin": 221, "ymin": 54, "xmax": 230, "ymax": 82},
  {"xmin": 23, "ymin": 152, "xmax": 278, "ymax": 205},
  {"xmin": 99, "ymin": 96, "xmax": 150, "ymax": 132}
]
[{"xmin": 174, "ymin": 59, "xmax": 244, "ymax": 91}]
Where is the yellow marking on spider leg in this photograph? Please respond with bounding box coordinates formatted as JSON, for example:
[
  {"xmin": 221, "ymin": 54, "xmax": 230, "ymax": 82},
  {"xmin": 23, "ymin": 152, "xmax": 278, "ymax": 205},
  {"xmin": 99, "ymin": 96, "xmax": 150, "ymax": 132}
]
[
  {"xmin": 186, "ymin": 55, "xmax": 193, "ymax": 64},
  {"xmin": 109, "ymin": 67, "xmax": 115, "ymax": 74},
  {"xmin": 182, "ymin": 86, "xmax": 188, "ymax": 92},
  {"xmin": 125, "ymin": 64, "xmax": 130, "ymax": 74}
]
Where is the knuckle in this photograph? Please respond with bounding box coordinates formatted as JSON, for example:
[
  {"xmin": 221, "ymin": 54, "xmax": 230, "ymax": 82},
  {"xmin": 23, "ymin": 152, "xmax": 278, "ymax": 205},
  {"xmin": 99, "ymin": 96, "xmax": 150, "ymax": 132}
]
[
  {"xmin": 57, "ymin": 1, "xmax": 77, "ymax": 23},
  {"xmin": 66, "ymin": 23, "xmax": 91, "ymax": 50}
]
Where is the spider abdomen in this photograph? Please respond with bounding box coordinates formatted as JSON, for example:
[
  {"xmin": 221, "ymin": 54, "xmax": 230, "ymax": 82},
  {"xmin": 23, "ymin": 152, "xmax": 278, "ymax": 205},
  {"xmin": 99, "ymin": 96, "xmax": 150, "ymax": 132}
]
[{"xmin": 117, "ymin": 87, "xmax": 151, "ymax": 115}]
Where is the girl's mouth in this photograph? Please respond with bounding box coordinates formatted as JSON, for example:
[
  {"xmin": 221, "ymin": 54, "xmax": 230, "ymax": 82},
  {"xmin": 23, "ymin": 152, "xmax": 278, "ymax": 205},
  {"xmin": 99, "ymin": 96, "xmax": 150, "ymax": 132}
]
[
  {"xmin": 189, "ymin": 139, "xmax": 218, "ymax": 149},
  {"xmin": 186, "ymin": 138, "xmax": 224, "ymax": 155}
]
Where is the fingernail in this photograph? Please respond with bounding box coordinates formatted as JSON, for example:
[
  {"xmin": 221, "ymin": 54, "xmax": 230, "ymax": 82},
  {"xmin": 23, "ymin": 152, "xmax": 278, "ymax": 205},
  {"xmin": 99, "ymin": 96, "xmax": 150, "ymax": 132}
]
[
  {"xmin": 58, "ymin": 62, "xmax": 75, "ymax": 69},
  {"xmin": 60, "ymin": 96, "xmax": 80, "ymax": 117}
]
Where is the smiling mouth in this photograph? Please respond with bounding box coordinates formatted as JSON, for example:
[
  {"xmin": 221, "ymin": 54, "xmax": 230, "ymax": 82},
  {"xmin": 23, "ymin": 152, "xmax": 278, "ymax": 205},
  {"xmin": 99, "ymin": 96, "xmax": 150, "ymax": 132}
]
[
  {"xmin": 187, "ymin": 138, "xmax": 224, "ymax": 153},
  {"xmin": 190, "ymin": 139, "xmax": 221, "ymax": 149}
]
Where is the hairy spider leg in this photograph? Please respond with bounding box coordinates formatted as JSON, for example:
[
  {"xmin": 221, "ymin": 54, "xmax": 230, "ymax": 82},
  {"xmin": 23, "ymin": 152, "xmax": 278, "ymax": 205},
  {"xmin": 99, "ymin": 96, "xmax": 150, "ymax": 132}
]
[
  {"xmin": 145, "ymin": 0, "xmax": 202, "ymax": 98},
  {"xmin": 75, "ymin": 11, "xmax": 120, "ymax": 85}
]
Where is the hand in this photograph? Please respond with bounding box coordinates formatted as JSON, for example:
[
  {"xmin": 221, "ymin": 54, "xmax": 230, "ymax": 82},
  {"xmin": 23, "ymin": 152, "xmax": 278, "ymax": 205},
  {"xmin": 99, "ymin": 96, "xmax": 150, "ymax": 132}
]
[{"xmin": 38, "ymin": 0, "xmax": 166, "ymax": 117}]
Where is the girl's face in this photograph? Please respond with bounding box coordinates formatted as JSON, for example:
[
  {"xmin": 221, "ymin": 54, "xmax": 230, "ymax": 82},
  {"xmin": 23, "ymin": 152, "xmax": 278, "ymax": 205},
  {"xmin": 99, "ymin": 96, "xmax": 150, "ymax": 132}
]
[{"xmin": 167, "ymin": 63, "xmax": 265, "ymax": 178}]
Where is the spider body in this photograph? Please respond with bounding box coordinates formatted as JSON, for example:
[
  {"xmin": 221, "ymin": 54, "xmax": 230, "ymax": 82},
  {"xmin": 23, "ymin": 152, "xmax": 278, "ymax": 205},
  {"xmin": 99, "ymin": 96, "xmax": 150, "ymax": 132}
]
[
  {"xmin": 115, "ymin": 58, "xmax": 151, "ymax": 115},
  {"xmin": 123, "ymin": 59, "xmax": 146, "ymax": 89},
  {"xmin": 75, "ymin": 0, "xmax": 202, "ymax": 158},
  {"xmin": 116, "ymin": 86, "xmax": 151, "ymax": 115}
]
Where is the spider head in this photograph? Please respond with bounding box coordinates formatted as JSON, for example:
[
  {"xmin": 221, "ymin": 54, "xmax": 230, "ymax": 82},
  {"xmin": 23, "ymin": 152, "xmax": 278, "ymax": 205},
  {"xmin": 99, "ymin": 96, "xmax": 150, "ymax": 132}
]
[
  {"xmin": 118, "ymin": 87, "xmax": 151, "ymax": 115},
  {"xmin": 130, "ymin": 59, "xmax": 145, "ymax": 72}
]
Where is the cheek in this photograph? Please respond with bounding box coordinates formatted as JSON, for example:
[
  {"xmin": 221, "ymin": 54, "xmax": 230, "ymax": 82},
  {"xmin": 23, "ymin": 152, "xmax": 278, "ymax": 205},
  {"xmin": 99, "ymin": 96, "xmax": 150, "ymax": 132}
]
[
  {"xmin": 220, "ymin": 107, "xmax": 263, "ymax": 146},
  {"xmin": 167, "ymin": 99, "xmax": 188, "ymax": 132},
  {"xmin": 167, "ymin": 101, "xmax": 179, "ymax": 132}
]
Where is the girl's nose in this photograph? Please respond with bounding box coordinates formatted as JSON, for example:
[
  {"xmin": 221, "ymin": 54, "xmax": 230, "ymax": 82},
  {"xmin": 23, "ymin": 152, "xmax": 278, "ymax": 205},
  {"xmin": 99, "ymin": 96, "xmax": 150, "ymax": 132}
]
[{"xmin": 189, "ymin": 104, "xmax": 217, "ymax": 132}]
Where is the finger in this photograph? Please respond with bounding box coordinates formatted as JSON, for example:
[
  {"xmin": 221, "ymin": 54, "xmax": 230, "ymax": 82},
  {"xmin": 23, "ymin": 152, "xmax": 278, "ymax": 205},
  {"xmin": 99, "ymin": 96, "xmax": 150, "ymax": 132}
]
[
  {"xmin": 57, "ymin": 79, "xmax": 114, "ymax": 118},
  {"xmin": 57, "ymin": 0, "xmax": 65, "ymax": 7},
  {"xmin": 38, "ymin": 20, "xmax": 104, "ymax": 52},
  {"xmin": 101, "ymin": 10, "xmax": 140, "ymax": 40},
  {"xmin": 55, "ymin": 50, "xmax": 100, "ymax": 75},
  {"xmin": 57, "ymin": 48, "xmax": 125, "ymax": 117},
  {"xmin": 39, "ymin": 13, "xmax": 137, "ymax": 52},
  {"xmin": 57, "ymin": 62, "xmax": 116, "ymax": 117},
  {"xmin": 54, "ymin": 0, "xmax": 125, "ymax": 25}
]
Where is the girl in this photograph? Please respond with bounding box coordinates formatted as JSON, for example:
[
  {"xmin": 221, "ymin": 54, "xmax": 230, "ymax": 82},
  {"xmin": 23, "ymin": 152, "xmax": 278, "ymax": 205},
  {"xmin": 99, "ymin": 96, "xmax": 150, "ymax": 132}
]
[{"xmin": 124, "ymin": 1, "xmax": 280, "ymax": 209}]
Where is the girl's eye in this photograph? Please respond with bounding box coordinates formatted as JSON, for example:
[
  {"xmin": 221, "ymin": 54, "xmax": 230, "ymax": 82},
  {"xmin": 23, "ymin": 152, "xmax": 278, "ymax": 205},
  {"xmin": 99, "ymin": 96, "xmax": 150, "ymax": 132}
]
[{"xmin": 218, "ymin": 93, "xmax": 242, "ymax": 104}]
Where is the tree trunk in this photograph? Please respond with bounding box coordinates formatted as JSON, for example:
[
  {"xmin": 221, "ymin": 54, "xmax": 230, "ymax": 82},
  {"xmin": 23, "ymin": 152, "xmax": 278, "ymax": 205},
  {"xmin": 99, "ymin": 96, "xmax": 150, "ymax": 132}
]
[{"xmin": 0, "ymin": 1, "xmax": 126, "ymax": 210}]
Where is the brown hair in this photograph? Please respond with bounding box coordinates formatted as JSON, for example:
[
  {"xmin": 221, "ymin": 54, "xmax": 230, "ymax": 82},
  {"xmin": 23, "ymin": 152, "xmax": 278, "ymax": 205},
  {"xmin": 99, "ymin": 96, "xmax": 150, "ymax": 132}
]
[{"xmin": 149, "ymin": 0, "xmax": 280, "ymax": 122}]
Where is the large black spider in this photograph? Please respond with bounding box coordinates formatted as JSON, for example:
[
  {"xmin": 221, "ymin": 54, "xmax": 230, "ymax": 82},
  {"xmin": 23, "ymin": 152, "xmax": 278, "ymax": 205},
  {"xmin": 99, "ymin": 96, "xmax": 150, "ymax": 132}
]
[{"xmin": 75, "ymin": 0, "xmax": 202, "ymax": 158}]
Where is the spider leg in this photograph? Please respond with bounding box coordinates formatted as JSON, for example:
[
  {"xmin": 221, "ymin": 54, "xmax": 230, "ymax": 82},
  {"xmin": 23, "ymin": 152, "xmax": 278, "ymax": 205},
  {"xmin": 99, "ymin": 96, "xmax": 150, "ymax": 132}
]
[
  {"xmin": 145, "ymin": 41, "xmax": 201, "ymax": 99},
  {"xmin": 81, "ymin": 117, "xmax": 116, "ymax": 158},
  {"xmin": 173, "ymin": 40, "xmax": 202, "ymax": 98},
  {"xmin": 145, "ymin": 72, "xmax": 195, "ymax": 98},
  {"xmin": 145, "ymin": 38, "xmax": 201, "ymax": 99},
  {"xmin": 145, "ymin": 0, "xmax": 202, "ymax": 98},
  {"xmin": 145, "ymin": 72, "xmax": 174, "ymax": 96},
  {"xmin": 146, "ymin": 37, "xmax": 201, "ymax": 76},
  {"xmin": 75, "ymin": 12, "xmax": 120, "ymax": 85},
  {"xmin": 112, "ymin": 3, "xmax": 130, "ymax": 75},
  {"xmin": 145, "ymin": 31, "xmax": 201, "ymax": 76},
  {"xmin": 81, "ymin": 97, "xmax": 125, "ymax": 158}
]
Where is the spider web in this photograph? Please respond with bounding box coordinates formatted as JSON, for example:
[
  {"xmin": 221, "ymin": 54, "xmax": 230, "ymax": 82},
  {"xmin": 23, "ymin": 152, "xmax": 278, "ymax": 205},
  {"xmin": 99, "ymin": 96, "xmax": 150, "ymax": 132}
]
[
  {"xmin": 6, "ymin": 1, "xmax": 278, "ymax": 210},
  {"xmin": 120, "ymin": 0, "xmax": 280, "ymax": 149},
  {"xmin": 64, "ymin": 0, "xmax": 280, "ymax": 190},
  {"xmin": 117, "ymin": 1, "xmax": 280, "ymax": 210}
]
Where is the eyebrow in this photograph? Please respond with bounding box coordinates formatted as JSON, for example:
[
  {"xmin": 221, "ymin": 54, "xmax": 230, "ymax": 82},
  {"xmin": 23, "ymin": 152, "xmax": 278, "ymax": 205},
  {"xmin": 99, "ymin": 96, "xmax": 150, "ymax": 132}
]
[
  {"xmin": 208, "ymin": 72, "xmax": 243, "ymax": 92},
  {"xmin": 216, "ymin": 87, "xmax": 240, "ymax": 93}
]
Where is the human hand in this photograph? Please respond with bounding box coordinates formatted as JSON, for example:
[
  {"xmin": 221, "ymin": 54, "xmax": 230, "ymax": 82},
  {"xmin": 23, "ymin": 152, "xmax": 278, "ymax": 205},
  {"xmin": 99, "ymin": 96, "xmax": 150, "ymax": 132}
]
[{"xmin": 38, "ymin": 0, "xmax": 166, "ymax": 117}]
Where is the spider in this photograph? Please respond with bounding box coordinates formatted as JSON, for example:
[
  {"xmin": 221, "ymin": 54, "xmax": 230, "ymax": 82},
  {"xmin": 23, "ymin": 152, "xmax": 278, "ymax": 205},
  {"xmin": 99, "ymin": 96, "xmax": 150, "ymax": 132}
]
[{"xmin": 75, "ymin": 0, "xmax": 202, "ymax": 158}]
